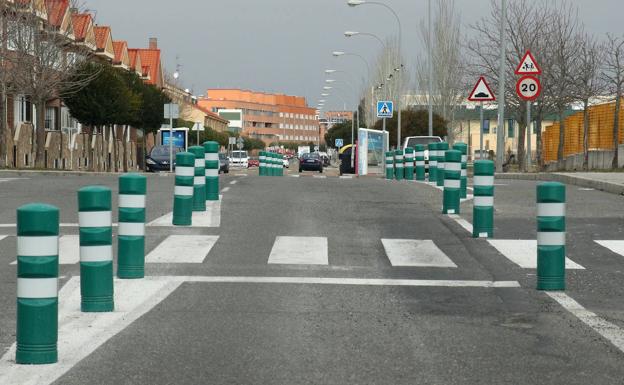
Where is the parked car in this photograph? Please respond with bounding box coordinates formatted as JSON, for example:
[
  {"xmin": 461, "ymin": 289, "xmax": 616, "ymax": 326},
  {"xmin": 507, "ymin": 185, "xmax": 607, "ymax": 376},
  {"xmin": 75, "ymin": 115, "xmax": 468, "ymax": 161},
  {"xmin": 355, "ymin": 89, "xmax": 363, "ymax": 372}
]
[
  {"xmin": 218, "ymin": 153, "xmax": 229, "ymax": 174},
  {"xmin": 299, "ymin": 152, "xmax": 323, "ymax": 173},
  {"xmin": 282, "ymin": 156, "xmax": 290, "ymax": 168},
  {"xmin": 230, "ymin": 150, "xmax": 249, "ymax": 168},
  {"xmin": 248, "ymin": 157, "xmax": 259, "ymax": 167},
  {"xmin": 402, "ymin": 136, "xmax": 443, "ymax": 168},
  {"xmin": 145, "ymin": 145, "xmax": 183, "ymax": 172}
]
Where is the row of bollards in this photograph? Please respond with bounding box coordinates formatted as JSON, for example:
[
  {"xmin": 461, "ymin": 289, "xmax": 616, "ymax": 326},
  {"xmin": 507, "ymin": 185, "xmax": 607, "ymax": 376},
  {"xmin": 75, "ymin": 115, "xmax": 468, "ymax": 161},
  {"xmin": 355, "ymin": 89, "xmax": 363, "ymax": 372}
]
[
  {"xmin": 385, "ymin": 144, "xmax": 428, "ymax": 182},
  {"xmin": 259, "ymin": 151, "xmax": 284, "ymax": 177}
]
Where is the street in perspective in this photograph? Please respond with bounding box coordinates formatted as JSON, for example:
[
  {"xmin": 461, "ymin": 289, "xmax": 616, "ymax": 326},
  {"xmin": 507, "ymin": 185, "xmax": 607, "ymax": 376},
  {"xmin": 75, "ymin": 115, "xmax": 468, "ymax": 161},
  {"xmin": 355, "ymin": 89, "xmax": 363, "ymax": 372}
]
[{"xmin": 2, "ymin": 0, "xmax": 624, "ymax": 384}]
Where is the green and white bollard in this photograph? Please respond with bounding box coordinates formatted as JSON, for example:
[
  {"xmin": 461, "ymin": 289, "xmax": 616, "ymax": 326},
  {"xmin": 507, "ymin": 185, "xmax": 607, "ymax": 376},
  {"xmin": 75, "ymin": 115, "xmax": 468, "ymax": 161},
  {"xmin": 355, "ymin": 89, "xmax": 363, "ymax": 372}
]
[
  {"xmin": 173, "ymin": 152, "xmax": 195, "ymax": 226},
  {"xmin": 203, "ymin": 141, "xmax": 219, "ymax": 201},
  {"xmin": 415, "ymin": 144, "xmax": 426, "ymax": 181},
  {"xmin": 394, "ymin": 149, "xmax": 404, "ymax": 181},
  {"xmin": 117, "ymin": 174, "xmax": 146, "ymax": 279},
  {"xmin": 428, "ymin": 142, "xmax": 438, "ymax": 183},
  {"xmin": 78, "ymin": 186, "xmax": 114, "ymax": 312},
  {"xmin": 266, "ymin": 152, "xmax": 273, "ymax": 176},
  {"xmin": 273, "ymin": 153, "xmax": 279, "ymax": 177},
  {"xmin": 404, "ymin": 147, "xmax": 414, "ymax": 180},
  {"xmin": 189, "ymin": 146, "xmax": 207, "ymax": 212},
  {"xmin": 443, "ymin": 150, "xmax": 462, "ymax": 214},
  {"xmin": 453, "ymin": 142, "xmax": 468, "ymax": 199},
  {"xmin": 537, "ymin": 182, "xmax": 566, "ymax": 291},
  {"xmin": 385, "ymin": 151, "xmax": 394, "ymax": 180},
  {"xmin": 436, "ymin": 142, "xmax": 449, "ymax": 187},
  {"xmin": 16, "ymin": 203, "xmax": 59, "ymax": 364},
  {"xmin": 278, "ymin": 153, "xmax": 283, "ymax": 176},
  {"xmin": 259, "ymin": 151, "xmax": 266, "ymax": 176},
  {"xmin": 472, "ymin": 160, "xmax": 495, "ymax": 238}
]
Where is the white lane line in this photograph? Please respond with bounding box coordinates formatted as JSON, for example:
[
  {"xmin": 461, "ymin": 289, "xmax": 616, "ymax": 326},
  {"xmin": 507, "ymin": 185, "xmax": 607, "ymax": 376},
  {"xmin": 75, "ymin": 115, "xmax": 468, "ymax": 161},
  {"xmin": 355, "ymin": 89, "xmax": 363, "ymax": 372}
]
[
  {"xmin": 339, "ymin": 175, "xmax": 353, "ymax": 179},
  {"xmin": 0, "ymin": 277, "xmax": 181, "ymax": 385},
  {"xmin": 145, "ymin": 235, "xmax": 219, "ymax": 263},
  {"xmin": 381, "ymin": 239, "xmax": 457, "ymax": 267},
  {"xmin": 166, "ymin": 275, "xmax": 520, "ymax": 288},
  {"xmin": 0, "ymin": 235, "xmax": 7, "ymax": 241},
  {"xmin": 268, "ymin": 236, "xmax": 328, "ymax": 265},
  {"xmin": 230, "ymin": 180, "xmax": 237, "ymax": 185},
  {"xmin": 10, "ymin": 235, "xmax": 80, "ymax": 265},
  {"xmin": 313, "ymin": 175, "xmax": 327, "ymax": 179},
  {"xmin": 546, "ymin": 291, "xmax": 624, "ymax": 354},
  {"xmin": 595, "ymin": 240, "xmax": 624, "ymax": 257},
  {"xmin": 221, "ymin": 187, "xmax": 230, "ymax": 193},
  {"xmin": 448, "ymin": 214, "xmax": 473, "ymax": 234},
  {"xmin": 147, "ymin": 195, "xmax": 222, "ymax": 227},
  {"xmin": 487, "ymin": 239, "xmax": 585, "ymax": 269},
  {"xmin": 289, "ymin": 174, "xmax": 300, "ymax": 178}
]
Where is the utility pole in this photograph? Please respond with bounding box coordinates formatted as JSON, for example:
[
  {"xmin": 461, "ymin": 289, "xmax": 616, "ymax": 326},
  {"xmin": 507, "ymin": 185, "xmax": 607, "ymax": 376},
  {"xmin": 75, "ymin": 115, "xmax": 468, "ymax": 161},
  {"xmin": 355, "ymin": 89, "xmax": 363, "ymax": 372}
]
[
  {"xmin": 428, "ymin": 0, "xmax": 433, "ymax": 137},
  {"xmin": 496, "ymin": 0, "xmax": 506, "ymax": 172}
]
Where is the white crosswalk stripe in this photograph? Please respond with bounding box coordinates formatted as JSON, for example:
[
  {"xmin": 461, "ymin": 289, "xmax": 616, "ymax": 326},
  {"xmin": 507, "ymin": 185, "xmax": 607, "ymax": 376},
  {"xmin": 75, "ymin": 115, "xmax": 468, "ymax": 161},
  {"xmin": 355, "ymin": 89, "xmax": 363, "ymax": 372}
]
[
  {"xmin": 268, "ymin": 236, "xmax": 328, "ymax": 265},
  {"xmin": 147, "ymin": 195, "xmax": 222, "ymax": 227},
  {"xmin": 145, "ymin": 235, "xmax": 219, "ymax": 263},
  {"xmin": 595, "ymin": 240, "xmax": 624, "ymax": 257},
  {"xmin": 487, "ymin": 239, "xmax": 585, "ymax": 269},
  {"xmin": 381, "ymin": 239, "xmax": 457, "ymax": 267}
]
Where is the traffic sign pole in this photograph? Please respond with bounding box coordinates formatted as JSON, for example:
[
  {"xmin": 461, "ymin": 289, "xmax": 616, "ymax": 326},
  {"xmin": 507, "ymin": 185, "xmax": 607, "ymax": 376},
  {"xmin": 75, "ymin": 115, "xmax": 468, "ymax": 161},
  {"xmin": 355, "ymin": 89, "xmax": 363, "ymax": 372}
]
[
  {"xmin": 527, "ymin": 101, "xmax": 532, "ymax": 171},
  {"xmin": 479, "ymin": 102, "xmax": 484, "ymax": 158}
]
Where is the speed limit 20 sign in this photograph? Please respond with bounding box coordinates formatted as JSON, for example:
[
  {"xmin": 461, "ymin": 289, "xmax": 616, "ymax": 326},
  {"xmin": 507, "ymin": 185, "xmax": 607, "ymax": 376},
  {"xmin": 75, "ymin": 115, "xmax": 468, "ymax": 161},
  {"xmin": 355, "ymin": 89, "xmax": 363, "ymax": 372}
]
[{"xmin": 516, "ymin": 75, "xmax": 541, "ymax": 101}]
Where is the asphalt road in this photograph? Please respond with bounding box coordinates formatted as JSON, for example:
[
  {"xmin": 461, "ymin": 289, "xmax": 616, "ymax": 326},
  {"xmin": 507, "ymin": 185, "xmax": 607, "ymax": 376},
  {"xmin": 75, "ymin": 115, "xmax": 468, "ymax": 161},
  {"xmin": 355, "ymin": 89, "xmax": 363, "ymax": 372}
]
[{"xmin": 0, "ymin": 170, "xmax": 623, "ymax": 384}]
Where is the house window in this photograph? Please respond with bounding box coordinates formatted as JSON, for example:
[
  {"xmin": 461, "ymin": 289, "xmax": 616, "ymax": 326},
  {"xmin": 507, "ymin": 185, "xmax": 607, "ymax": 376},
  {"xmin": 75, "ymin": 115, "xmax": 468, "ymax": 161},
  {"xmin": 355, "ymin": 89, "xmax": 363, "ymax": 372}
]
[
  {"xmin": 14, "ymin": 95, "xmax": 31, "ymax": 126},
  {"xmin": 45, "ymin": 107, "xmax": 56, "ymax": 130},
  {"xmin": 507, "ymin": 119, "xmax": 515, "ymax": 138},
  {"xmin": 482, "ymin": 119, "xmax": 490, "ymax": 134}
]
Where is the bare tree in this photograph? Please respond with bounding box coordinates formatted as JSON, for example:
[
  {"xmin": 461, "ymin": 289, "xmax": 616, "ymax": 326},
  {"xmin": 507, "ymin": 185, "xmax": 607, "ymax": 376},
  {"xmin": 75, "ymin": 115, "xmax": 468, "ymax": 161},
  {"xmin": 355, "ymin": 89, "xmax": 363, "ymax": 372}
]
[
  {"xmin": 417, "ymin": 0, "xmax": 465, "ymax": 145},
  {"xmin": 602, "ymin": 33, "xmax": 624, "ymax": 169},
  {"xmin": 0, "ymin": 0, "xmax": 16, "ymax": 168},
  {"xmin": 573, "ymin": 33, "xmax": 605, "ymax": 170},
  {"xmin": 6, "ymin": 0, "xmax": 95, "ymax": 168}
]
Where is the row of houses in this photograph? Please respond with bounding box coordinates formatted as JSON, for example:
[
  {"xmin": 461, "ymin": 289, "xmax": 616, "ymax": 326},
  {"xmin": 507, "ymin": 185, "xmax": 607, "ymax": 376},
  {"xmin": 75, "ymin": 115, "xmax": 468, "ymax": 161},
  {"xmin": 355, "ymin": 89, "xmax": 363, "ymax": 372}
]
[{"xmin": 1, "ymin": 0, "xmax": 228, "ymax": 171}]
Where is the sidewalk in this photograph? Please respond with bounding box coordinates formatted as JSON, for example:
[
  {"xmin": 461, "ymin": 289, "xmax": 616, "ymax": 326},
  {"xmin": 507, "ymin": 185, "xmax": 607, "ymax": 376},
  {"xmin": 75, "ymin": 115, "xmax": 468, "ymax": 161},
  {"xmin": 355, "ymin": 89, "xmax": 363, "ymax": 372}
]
[{"xmin": 496, "ymin": 172, "xmax": 624, "ymax": 195}]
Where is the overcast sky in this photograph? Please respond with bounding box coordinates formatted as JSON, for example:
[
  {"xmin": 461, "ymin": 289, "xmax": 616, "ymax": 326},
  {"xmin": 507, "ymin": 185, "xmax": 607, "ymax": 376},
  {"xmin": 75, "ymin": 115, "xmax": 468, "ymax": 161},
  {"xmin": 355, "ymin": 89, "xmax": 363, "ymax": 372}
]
[{"xmin": 87, "ymin": 0, "xmax": 622, "ymax": 112}]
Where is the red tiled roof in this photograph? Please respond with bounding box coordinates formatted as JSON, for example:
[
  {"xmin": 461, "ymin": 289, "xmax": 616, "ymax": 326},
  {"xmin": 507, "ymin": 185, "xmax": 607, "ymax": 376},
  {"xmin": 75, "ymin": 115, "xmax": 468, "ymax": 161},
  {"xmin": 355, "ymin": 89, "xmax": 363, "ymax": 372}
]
[
  {"xmin": 93, "ymin": 26, "xmax": 111, "ymax": 50},
  {"xmin": 45, "ymin": 0, "xmax": 68, "ymax": 27},
  {"xmin": 112, "ymin": 41, "xmax": 127, "ymax": 64},
  {"xmin": 137, "ymin": 49, "xmax": 161, "ymax": 86},
  {"xmin": 196, "ymin": 105, "xmax": 229, "ymax": 124},
  {"xmin": 127, "ymin": 49, "xmax": 141, "ymax": 71},
  {"xmin": 71, "ymin": 13, "xmax": 92, "ymax": 41}
]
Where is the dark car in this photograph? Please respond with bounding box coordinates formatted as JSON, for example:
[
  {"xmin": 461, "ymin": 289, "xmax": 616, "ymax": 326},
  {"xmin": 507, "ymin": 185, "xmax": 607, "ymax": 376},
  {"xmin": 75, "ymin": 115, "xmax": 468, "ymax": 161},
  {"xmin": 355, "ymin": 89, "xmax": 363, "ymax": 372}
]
[
  {"xmin": 219, "ymin": 153, "xmax": 229, "ymax": 174},
  {"xmin": 299, "ymin": 152, "xmax": 323, "ymax": 173},
  {"xmin": 146, "ymin": 145, "xmax": 183, "ymax": 172}
]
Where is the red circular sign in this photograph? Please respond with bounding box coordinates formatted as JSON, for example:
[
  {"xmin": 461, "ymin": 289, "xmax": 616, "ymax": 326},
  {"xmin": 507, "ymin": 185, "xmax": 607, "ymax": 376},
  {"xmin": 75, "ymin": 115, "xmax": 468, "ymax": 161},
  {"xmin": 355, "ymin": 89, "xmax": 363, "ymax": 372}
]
[{"xmin": 516, "ymin": 75, "xmax": 541, "ymax": 101}]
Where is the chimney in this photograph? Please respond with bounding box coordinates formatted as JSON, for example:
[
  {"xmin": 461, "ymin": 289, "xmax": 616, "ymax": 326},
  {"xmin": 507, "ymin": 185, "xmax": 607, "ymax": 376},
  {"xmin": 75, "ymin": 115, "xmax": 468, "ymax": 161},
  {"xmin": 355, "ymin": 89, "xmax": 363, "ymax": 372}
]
[{"xmin": 149, "ymin": 38, "xmax": 158, "ymax": 50}]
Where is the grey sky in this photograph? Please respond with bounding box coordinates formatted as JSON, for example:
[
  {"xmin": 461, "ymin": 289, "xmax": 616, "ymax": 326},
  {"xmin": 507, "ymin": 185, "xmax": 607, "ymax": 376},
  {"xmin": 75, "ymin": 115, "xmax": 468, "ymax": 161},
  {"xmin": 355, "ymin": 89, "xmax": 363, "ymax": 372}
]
[{"xmin": 87, "ymin": 0, "xmax": 622, "ymax": 112}]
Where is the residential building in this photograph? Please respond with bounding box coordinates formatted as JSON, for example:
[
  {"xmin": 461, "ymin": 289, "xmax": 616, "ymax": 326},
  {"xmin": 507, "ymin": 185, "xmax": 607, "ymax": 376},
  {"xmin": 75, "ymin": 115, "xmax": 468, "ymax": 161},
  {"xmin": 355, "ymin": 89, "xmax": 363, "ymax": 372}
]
[
  {"xmin": 325, "ymin": 111, "xmax": 353, "ymax": 125},
  {"xmin": 198, "ymin": 89, "xmax": 320, "ymax": 145}
]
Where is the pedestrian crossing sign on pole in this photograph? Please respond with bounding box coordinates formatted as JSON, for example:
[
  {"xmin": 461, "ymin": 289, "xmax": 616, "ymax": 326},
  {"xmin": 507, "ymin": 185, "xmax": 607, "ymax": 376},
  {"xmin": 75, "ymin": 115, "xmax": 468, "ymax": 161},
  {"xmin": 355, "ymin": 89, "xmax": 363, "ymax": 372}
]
[{"xmin": 377, "ymin": 101, "xmax": 393, "ymax": 118}]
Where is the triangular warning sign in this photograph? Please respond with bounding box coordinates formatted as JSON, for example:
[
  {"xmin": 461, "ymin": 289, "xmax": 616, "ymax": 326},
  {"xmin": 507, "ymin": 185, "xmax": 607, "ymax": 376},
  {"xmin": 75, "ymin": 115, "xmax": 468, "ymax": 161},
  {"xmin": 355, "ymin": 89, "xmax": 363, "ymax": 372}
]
[
  {"xmin": 515, "ymin": 50, "xmax": 542, "ymax": 75},
  {"xmin": 468, "ymin": 77, "xmax": 496, "ymax": 102}
]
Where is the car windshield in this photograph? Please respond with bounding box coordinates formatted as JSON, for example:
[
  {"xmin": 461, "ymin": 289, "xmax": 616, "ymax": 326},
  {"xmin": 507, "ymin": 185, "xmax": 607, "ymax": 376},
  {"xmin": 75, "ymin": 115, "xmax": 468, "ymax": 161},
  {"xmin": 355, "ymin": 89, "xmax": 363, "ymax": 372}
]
[
  {"xmin": 151, "ymin": 146, "xmax": 180, "ymax": 157},
  {"xmin": 406, "ymin": 137, "xmax": 441, "ymax": 148},
  {"xmin": 232, "ymin": 151, "xmax": 248, "ymax": 158}
]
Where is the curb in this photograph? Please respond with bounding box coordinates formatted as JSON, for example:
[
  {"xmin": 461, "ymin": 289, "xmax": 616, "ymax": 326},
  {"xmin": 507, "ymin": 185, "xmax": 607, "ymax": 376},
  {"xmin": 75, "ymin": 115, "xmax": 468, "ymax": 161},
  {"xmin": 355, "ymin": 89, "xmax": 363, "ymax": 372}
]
[
  {"xmin": 495, "ymin": 172, "xmax": 624, "ymax": 195},
  {"xmin": 0, "ymin": 169, "xmax": 162, "ymax": 177}
]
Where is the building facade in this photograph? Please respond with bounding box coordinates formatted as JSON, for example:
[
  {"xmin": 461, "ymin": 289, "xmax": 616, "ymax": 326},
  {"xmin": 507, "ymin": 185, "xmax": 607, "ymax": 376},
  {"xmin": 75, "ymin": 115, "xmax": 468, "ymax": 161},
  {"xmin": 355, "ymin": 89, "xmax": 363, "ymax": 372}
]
[{"xmin": 198, "ymin": 89, "xmax": 320, "ymax": 145}]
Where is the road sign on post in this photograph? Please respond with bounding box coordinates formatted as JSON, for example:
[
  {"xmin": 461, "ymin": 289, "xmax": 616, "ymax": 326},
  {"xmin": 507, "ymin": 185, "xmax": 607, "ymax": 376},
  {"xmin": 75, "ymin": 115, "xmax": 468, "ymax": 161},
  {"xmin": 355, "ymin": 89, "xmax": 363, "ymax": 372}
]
[
  {"xmin": 516, "ymin": 75, "xmax": 541, "ymax": 101},
  {"xmin": 467, "ymin": 77, "xmax": 496, "ymax": 102},
  {"xmin": 515, "ymin": 50, "xmax": 542, "ymax": 171},
  {"xmin": 376, "ymin": 101, "xmax": 393, "ymax": 118},
  {"xmin": 335, "ymin": 138, "xmax": 343, "ymax": 148},
  {"xmin": 163, "ymin": 104, "xmax": 179, "ymax": 119},
  {"xmin": 515, "ymin": 50, "xmax": 542, "ymax": 75},
  {"xmin": 236, "ymin": 137, "xmax": 244, "ymax": 150}
]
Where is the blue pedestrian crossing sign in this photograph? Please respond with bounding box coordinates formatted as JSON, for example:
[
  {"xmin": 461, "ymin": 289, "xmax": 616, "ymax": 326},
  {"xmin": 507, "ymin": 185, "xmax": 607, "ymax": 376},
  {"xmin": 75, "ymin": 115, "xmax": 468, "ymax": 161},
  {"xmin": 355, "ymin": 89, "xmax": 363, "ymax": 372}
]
[
  {"xmin": 335, "ymin": 138, "xmax": 344, "ymax": 148},
  {"xmin": 377, "ymin": 101, "xmax": 393, "ymax": 118}
]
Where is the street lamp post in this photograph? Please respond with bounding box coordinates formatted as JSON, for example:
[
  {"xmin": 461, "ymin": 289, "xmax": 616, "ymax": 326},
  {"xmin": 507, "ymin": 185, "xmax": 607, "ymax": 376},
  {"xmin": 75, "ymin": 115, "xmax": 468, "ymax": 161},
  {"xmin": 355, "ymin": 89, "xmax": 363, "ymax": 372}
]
[{"xmin": 496, "ymin": 0, "xmax": 507, "ymax": 172}]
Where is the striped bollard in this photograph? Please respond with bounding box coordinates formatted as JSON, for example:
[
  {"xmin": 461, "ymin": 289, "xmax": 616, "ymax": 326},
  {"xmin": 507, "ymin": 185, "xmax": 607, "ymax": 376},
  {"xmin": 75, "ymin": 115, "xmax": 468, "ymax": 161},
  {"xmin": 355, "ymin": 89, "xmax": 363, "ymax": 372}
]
[
  {"xmin": 189, "ymin": 146, "xmax": 207, "ymax": 212},
  {"xmin": 203, "ymin": 141, "xmax": 219, "ymax": 201},
  {"xmin": 117, "ymin": 174, "xmax": 146, "ymax": 279},
  {"xmin": 453, "ymin": 142, "xmax": 468, "ymax": 199},
  {"xmin": 394, "ymin": 149, "xmax": 404, "ymax": 181},
  {"xmin": 266, "ymin": 152, "xmax": 273, "ymax": 176},
  {"xmin": 404, "ymin": 147, "xmax": 414, "ymax": 180},
  {"xmin": 173, "ymin": 152, "xmax": 195, "ymax": 226},
  {"xmin": 537, "ymin": 182, "xmax": 566, "ymax": 291},
  {"xmin": 278, "ymin": 153, "xmax": 283, "ymax": 176},
  {"xmin": 259, "ymin": 151, "xmax": 266, "ymax": 176},
  {"xmin": 272, "ymin": 153, "xmax": 278, "ymax": 177},
  {"xmin": 415, "ymin": 144, "xmax": 426, "ymax": 181},
  {"xmin": 385, "ymin": 151, "xmax": 394, "ymax": 180},
  {"xmin": 443, "ymin": 150, "xmax": 462, "ymax": 214},
  {"xmin": 436, "ymin": 142, "xmax": 449, "ymax": 187},
  {"xmin": 78, "ymin": 186, "xmax": 114, "ymax": 312},
  {"xmin": 16, "ymin": 203, "xmax": 59, "ymax": 364},
  {"xmin": 472, "ymin": 160, "xmax": 494, "ymax": 238},
  {"xmin": 428, "ymin": 142, "xmax": 438, "ymax": 183}
]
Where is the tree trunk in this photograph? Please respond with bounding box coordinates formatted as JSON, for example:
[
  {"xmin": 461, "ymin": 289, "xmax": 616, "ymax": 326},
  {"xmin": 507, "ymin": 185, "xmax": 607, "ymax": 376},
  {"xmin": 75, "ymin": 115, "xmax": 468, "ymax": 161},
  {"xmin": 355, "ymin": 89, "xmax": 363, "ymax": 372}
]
[
  {"xmin": 59, "ymin": 124, "xmax": 64, "ymax": 170},
  {"xmin": 517, "ymin": 117, "xmax": 526, "ymax": 173},
  {"xmin": 557, "ymin": 108, "xmax": 566, "ymax": 169},
  {"xmin": 111, "ymin": 125, "xmax": 118, "ymax": 173},
  {"xmin": 536, "ymin": 114, "xmax": 543, "ymax": 170},
  {"xmin": 88, "ymin": 127, "xmax": 94, "ymax": 171},
  {"xmin": 613, "ymin": 95, "xmax": 621, "ymax": 169},
  {"xmin": 0, "ymin": 86, "xmax": 7, "ymax": 168},
  {"xmin": 35, "ymin": 100, "xmax": 46, "ymax": 168},
  {"xmin": 122, "ymin": 126, "xmax": 128, "ymax": 173},
  {"xmin": 583, "ymin": 100, "xmax": 590, "ymax": 171},
  {"xmin": 142, "ymin": 128, "xmax": 146, "ymax": 171}
]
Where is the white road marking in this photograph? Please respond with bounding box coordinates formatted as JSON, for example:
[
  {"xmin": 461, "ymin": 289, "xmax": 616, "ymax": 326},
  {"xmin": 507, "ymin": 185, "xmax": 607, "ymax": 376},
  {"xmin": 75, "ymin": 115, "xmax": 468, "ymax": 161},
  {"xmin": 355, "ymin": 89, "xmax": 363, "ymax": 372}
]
[
  {"xmin": 0, "ymin": 178, "xmax": 28, "ymax": 183},
  {"xmin": 221, "ymin": 187, "xmax": 230, "ymax": 193},
  {"xmin": 594, "ymin": 240, "xmax": 624, "ymax": 257},
  {"xmin": 579, "ymin": 188, "xmax": 595, "ymax": 191},
  {"xmin": 0, "ymin": 277, "xmax": 181, "ymax": 385},
  {"xmin": 487, "ymin": 239, "xmax": 585, "ymax": 269},
  {"xmin": 145, "ymin": 235, "xmax": 219, "ymax": 263},
  {"xmin": 447, "ymin": 214, "xmax": 473, "ymax": 234},
  {"xmin": 10, "ymin": 235, "xmax": 81, "ymax": 265},
  {"xmin": 546, "ymin": 291, "xmax": 624, "ymax": 354},
  {"xmin": 381, "ymin": 239, "xmax": 457, "ymax": 267},
  {"xmin": 147, "ymin": 195, "xmax": 222, "ymax": 227},
  {"xmin": 313, "ymin": 175, "xmax": 327, "ymax": 179},
  {"xmin": 230, "ymin": 180, "xmax": 237, "ymax": 185},
  {"xmin": 339, "ymin": 175, "xmax": 353, "ymax": 179},
  {"xmin": 268, "ymin": 236, "xmax": 328, "ymax": 265},
  {"xmin": 289, "ymin": 174, "xmax": 300, "ymax": 178},
  {"xmin": 0, "ymin": 235, "xmax": 7, "ymax": 241}
]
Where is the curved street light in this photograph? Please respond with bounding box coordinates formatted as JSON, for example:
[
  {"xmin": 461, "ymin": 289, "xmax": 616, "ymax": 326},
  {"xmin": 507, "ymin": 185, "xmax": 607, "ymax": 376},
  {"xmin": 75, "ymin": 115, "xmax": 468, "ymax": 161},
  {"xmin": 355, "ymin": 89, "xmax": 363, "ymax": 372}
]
[{"xmin": 344, "ymin": 30, "xmax": 387, "ymax": 50}]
